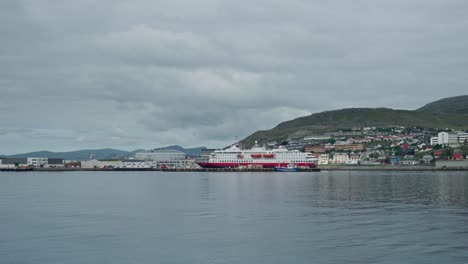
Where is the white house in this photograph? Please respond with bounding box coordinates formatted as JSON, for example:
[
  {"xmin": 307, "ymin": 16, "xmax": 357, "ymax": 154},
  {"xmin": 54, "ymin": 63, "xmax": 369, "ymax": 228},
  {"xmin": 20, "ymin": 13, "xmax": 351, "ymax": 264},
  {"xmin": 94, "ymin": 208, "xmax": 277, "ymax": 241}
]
[
  {"xmin": 332, "ymin": 153, "xmax": 349, "ymax": 164},
  {"xmin": 318, "ymin": 154, "xmax": 329, "ymax": 165}
]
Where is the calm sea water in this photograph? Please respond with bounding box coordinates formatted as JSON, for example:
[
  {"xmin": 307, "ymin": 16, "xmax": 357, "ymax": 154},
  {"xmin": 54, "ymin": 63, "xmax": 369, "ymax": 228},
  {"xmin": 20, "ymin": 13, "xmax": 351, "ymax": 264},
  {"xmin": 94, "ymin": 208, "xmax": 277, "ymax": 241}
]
[{"xmin": 0, "ymin": 171, "xmax": 467, "ymax": 264}]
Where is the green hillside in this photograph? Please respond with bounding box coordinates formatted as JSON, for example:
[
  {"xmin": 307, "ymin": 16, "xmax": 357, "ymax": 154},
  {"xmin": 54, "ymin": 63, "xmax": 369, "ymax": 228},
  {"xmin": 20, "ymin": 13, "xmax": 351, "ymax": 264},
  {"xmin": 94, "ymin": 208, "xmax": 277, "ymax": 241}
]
[
  {"xmin": 417, "ymin": 95, "xmax": 468, "ymax": 114},
  {"xmin": 241, "ymin": 96, "xmax": 468, "ymax": 147}
]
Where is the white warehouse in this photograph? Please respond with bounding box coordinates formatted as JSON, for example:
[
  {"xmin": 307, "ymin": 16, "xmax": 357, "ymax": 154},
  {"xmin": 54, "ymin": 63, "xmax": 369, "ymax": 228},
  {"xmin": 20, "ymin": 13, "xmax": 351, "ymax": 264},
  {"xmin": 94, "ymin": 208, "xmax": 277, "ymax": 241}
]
[{"xmin": 135, "ymin": 149, "xmax": 188, "ymax": 168}]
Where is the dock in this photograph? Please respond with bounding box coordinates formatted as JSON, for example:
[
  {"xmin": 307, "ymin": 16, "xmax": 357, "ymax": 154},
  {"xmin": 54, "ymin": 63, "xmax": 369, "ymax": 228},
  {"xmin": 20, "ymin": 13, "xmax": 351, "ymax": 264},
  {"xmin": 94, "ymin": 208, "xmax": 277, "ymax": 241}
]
[{"xmin": 0, "ymin": 167, "xmax": 322, "ymax": 172}]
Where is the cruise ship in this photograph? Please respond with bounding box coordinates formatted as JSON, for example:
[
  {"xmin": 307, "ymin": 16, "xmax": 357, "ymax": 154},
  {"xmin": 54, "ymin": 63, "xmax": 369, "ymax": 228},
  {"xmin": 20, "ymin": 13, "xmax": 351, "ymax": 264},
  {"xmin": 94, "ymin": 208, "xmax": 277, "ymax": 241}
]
[{"xmin": 197, "ymin": 142, "xmax": 317, "ymax": 168}]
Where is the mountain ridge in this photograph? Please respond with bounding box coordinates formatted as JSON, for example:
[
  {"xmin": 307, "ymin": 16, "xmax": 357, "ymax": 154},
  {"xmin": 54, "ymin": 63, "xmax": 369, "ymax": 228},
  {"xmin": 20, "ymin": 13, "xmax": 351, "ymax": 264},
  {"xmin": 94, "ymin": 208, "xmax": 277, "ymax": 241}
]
[
  {"xmin": 0, "ymin": 146, "xmax": 207, "ymax": 160},
  {"xmin": 240, "ymin": 95, "xmax": 468, "ymax": 147},
  {"xmin": 417, "ymin": 95, "xmax": 468, "ymax": 114}
]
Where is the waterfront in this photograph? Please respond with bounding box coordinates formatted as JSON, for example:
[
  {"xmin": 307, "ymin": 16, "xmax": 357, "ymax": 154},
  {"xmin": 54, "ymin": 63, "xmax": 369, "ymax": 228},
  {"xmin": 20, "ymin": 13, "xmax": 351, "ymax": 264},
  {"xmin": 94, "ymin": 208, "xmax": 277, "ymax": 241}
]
[{"xmin": 1, "ymin": 171, "xmax": 468, "ymax": 263}]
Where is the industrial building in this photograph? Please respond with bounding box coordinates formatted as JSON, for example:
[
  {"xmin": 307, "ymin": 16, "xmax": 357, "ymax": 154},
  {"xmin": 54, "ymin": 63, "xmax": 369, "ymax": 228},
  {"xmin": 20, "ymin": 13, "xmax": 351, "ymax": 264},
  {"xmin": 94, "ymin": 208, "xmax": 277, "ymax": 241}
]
[
  {"xmin": 0, "ymin": 157, "xmax": 65, "ymax": 168},
  {"xmin": 81, "ymin": 159, "xmax": 123, "ymax": 169},
  {"xmin": 119, "ymin": 160, "xmax": 150, "ymax": 169},
  {"xmin": 134, "ymin": 149, "xmax": 188, "ymax": 168},
  {"xmin": 27, "ymin": 157, "xmax": 48, "ymax": 167},
  {"xmin": 45, "ymin": 159, "xmax": 65, "ymax": 168}
]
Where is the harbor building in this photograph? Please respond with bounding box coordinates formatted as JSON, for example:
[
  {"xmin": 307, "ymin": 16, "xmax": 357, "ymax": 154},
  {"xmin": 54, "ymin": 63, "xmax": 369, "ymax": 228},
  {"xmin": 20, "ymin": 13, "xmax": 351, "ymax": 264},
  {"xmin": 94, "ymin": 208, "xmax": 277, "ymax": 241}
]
[
  {"xmin": 0, "ymin": 158, "xmax": 28, "ymax": 167},
  {"xmin": 135, "ymin": 149, "xmax": 188, "ymax": 168},
  {"xmin": 0, "ymin": 157, "xmax": 65, "ymax": 168},
  {"xmin": 81, "ymin": 159, "xmax": 123, "ymax": 169},
  {"xmin": 0, "ymin": 158, "xmax": 15, "ymax": 169},
  {"xmin": 119, "ymin": 160, "xmax": 150, "ymax": 169},
  {"xmin": 45, "ymin": 158, "xmax": 65, "ymax": 168},
  {"xmin": 27, "ymin": 157, "xmax": 48, "ymax": 167}
]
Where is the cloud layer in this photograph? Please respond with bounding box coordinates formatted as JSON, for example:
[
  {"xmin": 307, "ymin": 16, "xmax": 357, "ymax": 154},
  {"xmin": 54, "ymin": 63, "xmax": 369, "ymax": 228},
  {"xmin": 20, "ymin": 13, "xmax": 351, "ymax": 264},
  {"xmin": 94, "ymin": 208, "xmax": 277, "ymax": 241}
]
[{"xmin": 1, "ymin": 0, "xmax": 467, "ymax": 153}]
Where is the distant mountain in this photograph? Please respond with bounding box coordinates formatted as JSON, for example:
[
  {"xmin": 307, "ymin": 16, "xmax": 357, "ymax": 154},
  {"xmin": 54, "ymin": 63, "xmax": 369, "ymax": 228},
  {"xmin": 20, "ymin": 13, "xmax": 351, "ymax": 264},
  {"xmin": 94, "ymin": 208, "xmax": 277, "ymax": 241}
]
[
  {"xmin": 417, "ymin": 95, "xmax": 468, "ymax": 114},
  {"xmin": 4, "ymin": 149, "xmax": 133, "ymax": 160},
  {"xmin": 240, "ymin": 95, "xmax": 468, "ymax": 147},
  {"xmin": 153, "ymin": 145, "xmax": 207, "ymax": 157},
  {"xmin": 2, "ymin": 146, "xmax": 207, "ymax": 160}
]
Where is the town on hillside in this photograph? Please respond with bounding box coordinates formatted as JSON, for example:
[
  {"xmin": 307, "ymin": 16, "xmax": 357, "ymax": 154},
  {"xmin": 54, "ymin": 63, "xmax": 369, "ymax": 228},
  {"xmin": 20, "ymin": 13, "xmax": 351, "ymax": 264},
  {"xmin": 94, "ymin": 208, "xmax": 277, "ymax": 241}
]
[
  {"xmin": 1, "ymin": 127, "xmax": 468, "ymax": 170},
  {"xmin": 277, "ymin": 127, "xmax": 468, "ymax": 168}
]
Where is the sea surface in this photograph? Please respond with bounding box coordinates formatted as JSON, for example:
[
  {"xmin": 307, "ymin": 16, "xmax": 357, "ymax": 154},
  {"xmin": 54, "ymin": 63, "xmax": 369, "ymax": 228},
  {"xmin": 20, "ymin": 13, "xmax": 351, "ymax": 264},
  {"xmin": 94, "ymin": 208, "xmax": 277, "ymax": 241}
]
[{"xmin": 0, "ymin": 171, "xmax": 467, "ymax": 264}]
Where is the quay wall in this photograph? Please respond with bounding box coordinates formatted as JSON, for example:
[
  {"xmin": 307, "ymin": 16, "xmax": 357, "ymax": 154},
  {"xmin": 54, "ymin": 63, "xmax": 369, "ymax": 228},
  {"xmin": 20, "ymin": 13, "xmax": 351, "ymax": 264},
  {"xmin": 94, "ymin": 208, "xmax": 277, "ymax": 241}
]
[
  {"xmin": 435, "ymin": 160, "xmax": 468, "ymax": 169},
  {"xmin": 1, "ymin": 165, "xmax": 468, "ymax": 172}
]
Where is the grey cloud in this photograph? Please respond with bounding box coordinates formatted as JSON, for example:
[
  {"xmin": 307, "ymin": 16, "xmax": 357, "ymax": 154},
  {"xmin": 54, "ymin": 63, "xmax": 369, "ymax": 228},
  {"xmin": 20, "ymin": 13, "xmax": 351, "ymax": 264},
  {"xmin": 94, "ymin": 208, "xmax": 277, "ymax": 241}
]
[
  {"xmin": 1, "ymin": 0, "xmax": 467, "ymax": 153},
  {"xmin": 0, "ymin": 128, "xmax": 33, "ymax": 136}
]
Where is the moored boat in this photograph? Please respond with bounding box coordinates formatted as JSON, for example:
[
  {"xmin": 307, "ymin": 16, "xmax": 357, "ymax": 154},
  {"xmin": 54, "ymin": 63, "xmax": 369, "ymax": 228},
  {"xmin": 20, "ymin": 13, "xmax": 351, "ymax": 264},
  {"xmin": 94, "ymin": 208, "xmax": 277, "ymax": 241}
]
[{"xmin": 274, "ymin": 164, "xmax": 300, "ymax": 172}]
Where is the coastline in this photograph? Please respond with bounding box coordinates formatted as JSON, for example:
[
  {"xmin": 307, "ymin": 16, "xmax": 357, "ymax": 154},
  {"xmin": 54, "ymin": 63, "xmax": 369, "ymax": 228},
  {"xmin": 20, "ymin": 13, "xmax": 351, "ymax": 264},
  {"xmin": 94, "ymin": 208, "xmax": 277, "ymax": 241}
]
[{"xmin": 1, "ymin": 166, "xmax": 467, "ymax": 172}]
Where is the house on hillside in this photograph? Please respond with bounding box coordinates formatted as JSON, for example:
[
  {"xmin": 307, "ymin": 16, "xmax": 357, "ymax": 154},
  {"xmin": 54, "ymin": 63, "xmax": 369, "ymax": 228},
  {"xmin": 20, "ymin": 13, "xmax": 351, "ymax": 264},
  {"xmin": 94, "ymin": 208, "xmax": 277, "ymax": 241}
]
[
  {"xmin": 377, "ymin": 156, "xmax": 388, "ymax": 164},
  {"xmin": 318, "ymin": 154, "xmax": 329, "ymax": 165},
  {"xmin": 305, "ymin": 145, "xmax": 327, "ymax": 153},
  {"xmin": 433, "ymin": 150, "xmax": 444, "ymax": 159},
  {"xmin": 452, "ymin": 153, "xmax": 464, "ymax": 160},
  {"xmin": 400, "ymin": 157, "xmax": 419, "ymax": 165},
  {"xmin": 390, "ymin": 156, "xmax": 400, "ymax": 165},
  {"xmin": 401, "ymin": 149, "xmax": 415, "ymax": 155},
  {"xmin": 420, "ymin": 155, "xmax": 434, "ymax": 164},
  {"xmin": 332, "ymin": 153, "xmax": 349, "ymax": 164},
  {"xmin": 401, "ymin": 143, "xmax": 410, "ymax": 150},
  {"xmin": 346, "ymin": 153, "xmax": 360, "ymax": 165}
]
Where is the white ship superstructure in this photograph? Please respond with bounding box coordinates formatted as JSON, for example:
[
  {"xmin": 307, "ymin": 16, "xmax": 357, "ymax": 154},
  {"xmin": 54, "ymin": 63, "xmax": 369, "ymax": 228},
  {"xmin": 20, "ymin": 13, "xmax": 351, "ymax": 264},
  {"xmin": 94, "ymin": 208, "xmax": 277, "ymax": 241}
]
[{"xmin": 197, "ymin": 142, "xmax": 316, "ymax": 168}]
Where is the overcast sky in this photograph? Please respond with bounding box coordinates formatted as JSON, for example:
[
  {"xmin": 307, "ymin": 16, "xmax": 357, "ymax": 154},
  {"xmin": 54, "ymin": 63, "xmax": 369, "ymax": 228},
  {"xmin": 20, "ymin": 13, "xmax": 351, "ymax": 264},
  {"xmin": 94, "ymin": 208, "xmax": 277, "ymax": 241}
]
[{"xmin": 1, "ymin": 0, "xmax": 467, "ymax": 154}]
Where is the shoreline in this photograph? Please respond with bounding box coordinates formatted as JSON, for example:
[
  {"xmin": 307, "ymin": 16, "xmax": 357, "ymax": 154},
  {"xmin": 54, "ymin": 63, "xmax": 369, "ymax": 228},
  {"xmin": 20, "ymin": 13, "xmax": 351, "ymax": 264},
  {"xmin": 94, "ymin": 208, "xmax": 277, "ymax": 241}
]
[{"xmin": 1, "ymin": 166, "xmax": 467, "ymax": 172}]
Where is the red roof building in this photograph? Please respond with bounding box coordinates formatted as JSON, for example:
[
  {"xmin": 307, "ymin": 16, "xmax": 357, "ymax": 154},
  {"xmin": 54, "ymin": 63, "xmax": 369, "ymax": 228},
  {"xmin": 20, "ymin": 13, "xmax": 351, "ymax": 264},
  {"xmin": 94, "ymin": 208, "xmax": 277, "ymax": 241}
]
[
  {"xmin": 433, "ymin": 150, "xmax": 444, "ymax": 158},
  {"xmin": 452, "ymin": 153, "xmax": 464, "ymax": 160}
]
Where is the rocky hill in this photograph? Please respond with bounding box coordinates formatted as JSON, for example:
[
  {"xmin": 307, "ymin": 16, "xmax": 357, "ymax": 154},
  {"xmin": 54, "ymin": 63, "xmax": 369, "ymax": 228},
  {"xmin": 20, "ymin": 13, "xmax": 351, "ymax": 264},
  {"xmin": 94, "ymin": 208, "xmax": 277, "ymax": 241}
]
[{"xmin": 241, "ymin": 96, "xmax": 468, "ymax": 147}]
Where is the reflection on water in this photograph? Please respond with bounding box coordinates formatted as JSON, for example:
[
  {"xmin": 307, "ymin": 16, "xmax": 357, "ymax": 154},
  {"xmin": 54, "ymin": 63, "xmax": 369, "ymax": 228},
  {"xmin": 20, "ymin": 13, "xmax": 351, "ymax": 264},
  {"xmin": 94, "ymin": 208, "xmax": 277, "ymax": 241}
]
[
  {"xmin": 0, "ymin": 171, "xmax": 467, "ymax": 264},
  {"xmin": 297, "ymin": 172, "xmax": 468, "ymax": 208}
]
